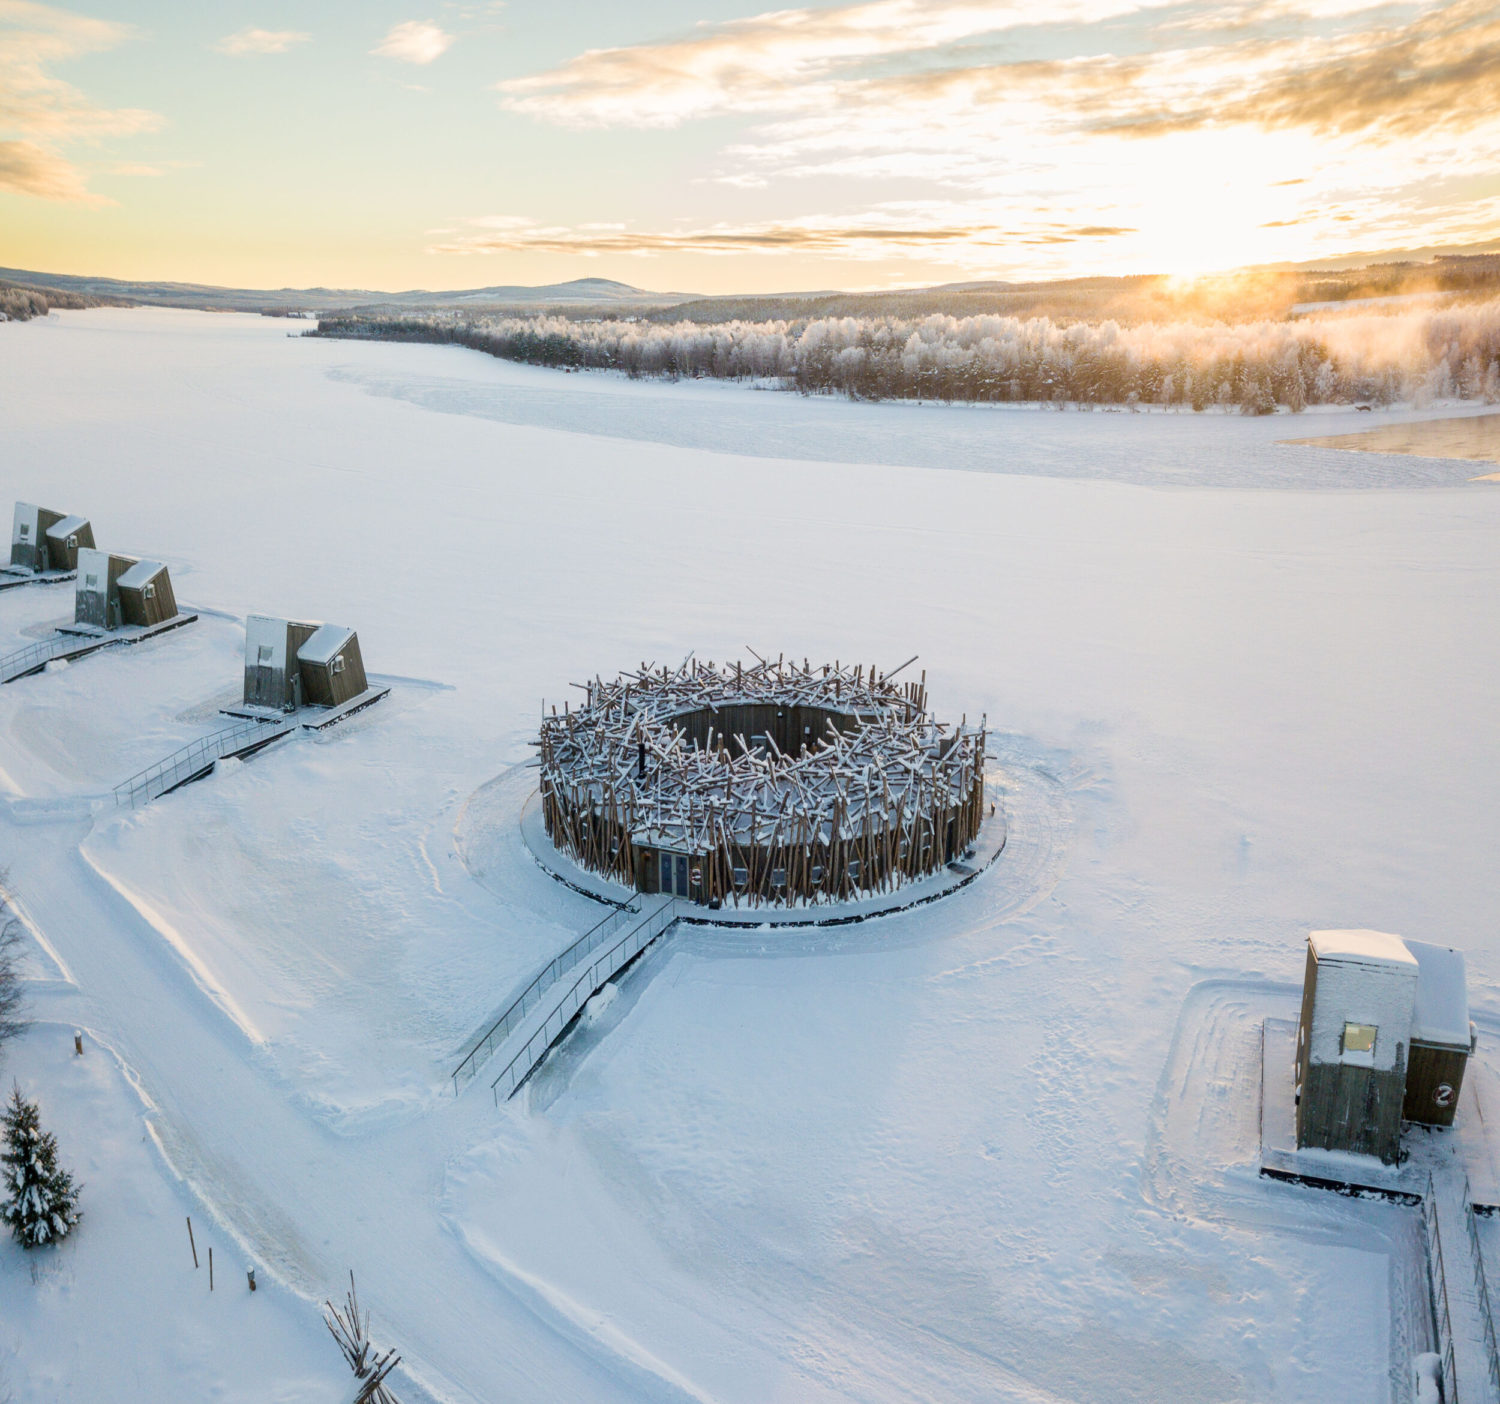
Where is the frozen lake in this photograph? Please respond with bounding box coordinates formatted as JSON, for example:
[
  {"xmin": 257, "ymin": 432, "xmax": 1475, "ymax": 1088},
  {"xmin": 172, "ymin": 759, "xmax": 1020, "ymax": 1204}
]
[{"xmin": 1, "ymin": 308, "xmax": 1498, "ymax": 1402}]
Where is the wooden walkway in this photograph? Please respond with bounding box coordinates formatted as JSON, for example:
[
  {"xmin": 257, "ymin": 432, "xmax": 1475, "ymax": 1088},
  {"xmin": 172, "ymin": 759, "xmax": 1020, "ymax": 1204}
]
[
  {"xmin": 1424, "ymin": 1169, "xmax": 1500, "ymax": 1403},
  {"xmin": 450, "ymin": 895, "xmax": 680, "ymax": 1102}
]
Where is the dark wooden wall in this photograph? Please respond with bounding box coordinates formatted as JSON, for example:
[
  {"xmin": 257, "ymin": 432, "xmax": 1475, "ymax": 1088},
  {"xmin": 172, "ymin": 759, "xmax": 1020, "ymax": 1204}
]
[
  {"xmin": 1404, "ymin": 1042, "xmax": 1470, "ymax": 1127},
  {"xmin": 119, "ymin": 565, "xmax": 177, "ymax": 627},
  {"xmin": 670, "ymin": 703, "xmax": 871, "ymax": 757},
  {"xmin": 1297, "ymin": 1054, "xmax": 1408, "ymax": 1164}
]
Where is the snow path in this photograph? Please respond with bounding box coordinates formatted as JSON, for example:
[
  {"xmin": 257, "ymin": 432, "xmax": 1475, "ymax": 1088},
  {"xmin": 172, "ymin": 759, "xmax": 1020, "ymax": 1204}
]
[{"xmin": 0, "ymin": 817, "xmax": 705, "ymax": 1403}]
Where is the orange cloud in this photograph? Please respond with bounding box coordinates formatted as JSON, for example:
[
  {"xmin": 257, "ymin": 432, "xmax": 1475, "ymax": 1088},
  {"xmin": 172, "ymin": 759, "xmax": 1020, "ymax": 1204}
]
[
  {"xmin": 429, "ymin": 214, "xmax": 1134, "ymax": 258},
  {"xmin": 0, "ymin": 135, "xmax": 94, "ymax": 199}
]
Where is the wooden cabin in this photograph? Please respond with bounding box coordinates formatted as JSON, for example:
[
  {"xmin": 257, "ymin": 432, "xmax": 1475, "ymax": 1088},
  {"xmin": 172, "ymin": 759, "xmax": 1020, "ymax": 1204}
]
[
  {"xmin": 243, "ymin": 615, "xmax": 321, "ymax": 710},
  {"xmin": 9, "ymin": 503, "xmax": 93, "ymax": 574},
  {"xmin": 1295, "ymin": 930, "xmax": 1417, "ymax": 1164},
  {"xmin": 296, "ymin": 625, "xmax": 366, "ymax": 707},
  {"xmin": 1403, "ymin": 941, "xmax": 1473, "ymax": 1128},
  {"xmin": 242, "ymin": 616, "xmax": 367, "ymax": 711},
  {"xmin": 1295, "ymin": 929, "xmax": 1475, "ymax": 1161},
  {"xmin": 116, "ymin": 559, "xmax": 178, "ymax": 627},
  {"xmin": 74, "ymin": 548, "xmax": 137, "ymax": 630}
]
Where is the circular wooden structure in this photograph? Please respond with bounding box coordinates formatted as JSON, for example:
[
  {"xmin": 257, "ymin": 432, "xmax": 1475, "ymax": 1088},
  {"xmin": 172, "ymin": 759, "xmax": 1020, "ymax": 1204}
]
[{"xmin": 538, "ymin": 656, "xmax": 988, "ymax": 908}]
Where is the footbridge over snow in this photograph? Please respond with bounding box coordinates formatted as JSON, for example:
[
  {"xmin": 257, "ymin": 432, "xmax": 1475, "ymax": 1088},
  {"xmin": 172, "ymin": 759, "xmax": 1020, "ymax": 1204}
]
[
  {"xmin": 0, "ymin": 613, "xmax": 197, "ymax": 685},
  {"xmin": 451, "ymin": 895, "xmax": 680, "ymax": 1103},
  {"xmin": 1423, "ymin": 1169, "xmax": 1500, "ymax": 1404},
  {"xmin": 112, "ymin": 717, "xmax": 293, "ymax": 809}
]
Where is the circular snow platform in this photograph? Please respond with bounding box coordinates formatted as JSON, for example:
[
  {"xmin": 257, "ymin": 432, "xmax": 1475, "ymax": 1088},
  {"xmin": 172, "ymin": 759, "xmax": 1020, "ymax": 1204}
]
[
  {"xmin": 521, "ymin": 777, "xmax": 1008, "ymax": 928},
  {"xmin": 538, "ymin": 656, "xmax": 993, "ymax": 914}
]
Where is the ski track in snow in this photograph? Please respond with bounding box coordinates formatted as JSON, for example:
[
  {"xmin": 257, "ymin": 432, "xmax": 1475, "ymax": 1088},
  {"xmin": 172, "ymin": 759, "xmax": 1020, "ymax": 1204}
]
[{"xmin": 2, "ymin": 308, "xmax": 1498, "ymax": 1401}]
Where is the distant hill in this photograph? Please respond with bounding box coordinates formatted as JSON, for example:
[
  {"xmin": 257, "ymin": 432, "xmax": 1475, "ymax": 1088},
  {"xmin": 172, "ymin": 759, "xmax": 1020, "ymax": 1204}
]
[{"xmin": 0, "ymin": 268, "xmax": 697, "ymax": 315}]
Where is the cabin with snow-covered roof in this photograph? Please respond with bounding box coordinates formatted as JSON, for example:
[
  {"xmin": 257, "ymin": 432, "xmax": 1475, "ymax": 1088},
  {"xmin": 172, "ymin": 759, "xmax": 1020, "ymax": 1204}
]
[
  {"xmin": 242, "ymin": 615, "xmax": 368, "ymax": 712},
  {"xmin": 297, "ymin": 624, "xmax": 366, "ymax": 708},
  {"xmin": 1294, "ymin": 929, "xmax": 1474, "ymax": 1163},
  {"xmin": 1403, "ymin": 941, "xmax": 1474, "ymax": 1128},
  {"xmin": 73, "ymin": 549, "xmax": 179, "ymax": 632},
  {"xmin": 116, "ymin": 559, "xmax": 178, "ymax": 627},
  {"xmin": 8, "ymin": 502, "xmax": 94, "ymax": 575},
  {"xmin": 74, "ymin": 548, "xmax": 136, "ymax": 630}
]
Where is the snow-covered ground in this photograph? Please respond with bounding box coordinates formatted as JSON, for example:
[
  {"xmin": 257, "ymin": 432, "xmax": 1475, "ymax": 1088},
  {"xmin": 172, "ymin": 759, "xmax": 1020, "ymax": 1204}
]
[{"xmin": 1, "ymin": 307, "xmax": 1498, "ymax": 1401}]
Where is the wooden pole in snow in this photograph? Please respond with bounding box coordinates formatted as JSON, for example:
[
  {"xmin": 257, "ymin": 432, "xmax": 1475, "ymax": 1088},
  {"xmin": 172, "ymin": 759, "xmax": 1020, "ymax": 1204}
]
[{"xmin": 186, "ymin": 1215, "xmax": 198, "ymax": 1269}]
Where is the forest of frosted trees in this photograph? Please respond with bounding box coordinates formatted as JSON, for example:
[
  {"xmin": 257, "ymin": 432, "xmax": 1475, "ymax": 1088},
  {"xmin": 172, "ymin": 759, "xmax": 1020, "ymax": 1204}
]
[
  {"xmin": 316, "ymin": 297, "xmax": 1500, "ymax": 412},
  {"xmin": 0, "ymin": 282, "xmax": 109, "ymax": 322}
]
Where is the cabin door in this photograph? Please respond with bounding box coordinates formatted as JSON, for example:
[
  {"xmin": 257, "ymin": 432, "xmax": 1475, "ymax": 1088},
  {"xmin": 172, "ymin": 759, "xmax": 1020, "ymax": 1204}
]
[{"xmin": 658, "ymin": 851, "xmax": 695, "ymax": 899}]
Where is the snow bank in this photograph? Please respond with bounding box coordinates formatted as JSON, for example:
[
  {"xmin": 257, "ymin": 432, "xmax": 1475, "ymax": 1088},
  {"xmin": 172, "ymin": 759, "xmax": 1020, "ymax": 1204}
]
[{"xmin": 0, "ymin": 1022, "xmax": 339, "ymax": 1402}]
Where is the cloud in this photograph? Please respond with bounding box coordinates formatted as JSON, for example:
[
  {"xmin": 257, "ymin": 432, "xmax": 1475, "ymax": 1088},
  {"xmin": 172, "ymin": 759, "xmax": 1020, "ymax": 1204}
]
[
  {"xmin": 0, "ymin": 0, "xmax": 160, "ymax": 140},
  {"xmin": 495, "ymin": 0, "xmax": 1128, "ymax": 128},
  {"xmin": 0, "ymin": 135, "xmax": 92, "ymax": 199},
  {"xmin": 428, "ymin": 212, "xmax": 1135, "ymax": 259},
  {"xmin": 0, "ymin": 1, "xmax": 161, "ymax": 200},
  {"xmin": 372, "ymin": 20, "xmax": 452, "ymax": 64},
  {"xmin": 498, "ymin": 0, "xmax": 1500, "ymax": 149},
  {"xmin": 214, "ymin": 27, "xmax": 311, "ymax": 56},
  {"xmin": 1100, "ymin": 0, "xmax": 1500, "ymax": 140}
]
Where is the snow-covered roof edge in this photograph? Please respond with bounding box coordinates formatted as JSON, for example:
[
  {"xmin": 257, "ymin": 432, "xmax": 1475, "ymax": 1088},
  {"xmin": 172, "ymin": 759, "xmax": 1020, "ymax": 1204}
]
[{"xmin": 1405, "ymin": 940, "xmax": 1471, "ymax": 1047}]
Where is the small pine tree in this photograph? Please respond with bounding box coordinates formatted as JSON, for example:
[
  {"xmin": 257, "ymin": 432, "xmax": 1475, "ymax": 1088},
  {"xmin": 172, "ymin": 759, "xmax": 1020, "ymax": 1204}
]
[{"xmin": 2, "ymin": 1084, "xmax": 80, "ymax": 1249}]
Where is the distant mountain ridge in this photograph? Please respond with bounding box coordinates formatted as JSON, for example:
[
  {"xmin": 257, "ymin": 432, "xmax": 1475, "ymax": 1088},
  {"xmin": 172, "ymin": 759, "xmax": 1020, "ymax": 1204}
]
[{"xmin": 0, "ymin": 268, "xmax": 696, "ymax": 313}]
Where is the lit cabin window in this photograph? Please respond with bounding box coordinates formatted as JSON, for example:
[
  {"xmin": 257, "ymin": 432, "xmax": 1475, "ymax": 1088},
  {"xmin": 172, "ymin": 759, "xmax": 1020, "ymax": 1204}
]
[{"xmin": 1343, "ymin": 1023, "xmax": 1377, "ymax": 1055}]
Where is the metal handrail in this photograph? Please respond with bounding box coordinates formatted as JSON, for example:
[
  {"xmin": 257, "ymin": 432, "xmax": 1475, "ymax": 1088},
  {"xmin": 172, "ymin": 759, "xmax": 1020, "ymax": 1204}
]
[
  {"xmin": 451, "ymin": 893, "xmax": 666, "ymax": 1092},
  {"xmin": 0, "ymin": 634, "xmax": 72, "ymax": 683},
  {"xmin": 113, "ymin": 719, "xmax": 290, "ymax": 809},
  {"xmin": 489, "ymin": 899, "xmax": 679, "ymax": 1103},
  {"xmin": 1425, "ymin": 1174, "xmax": 1458, "ymax": 1399},
  {"xmin": 1460, "ymin": 1172, "xmax": 1500, "ymax": 1392}
]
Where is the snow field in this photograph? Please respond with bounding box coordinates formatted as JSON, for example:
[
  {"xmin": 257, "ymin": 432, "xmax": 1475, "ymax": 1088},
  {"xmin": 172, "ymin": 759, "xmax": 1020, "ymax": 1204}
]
[
  {"xmin": 0, "ymin": 1019, "xmax": 340, "ymax": 1403},
  {"xmin": 0, "ymin": 308, "xmax": 1497, "ymax": 1401}
]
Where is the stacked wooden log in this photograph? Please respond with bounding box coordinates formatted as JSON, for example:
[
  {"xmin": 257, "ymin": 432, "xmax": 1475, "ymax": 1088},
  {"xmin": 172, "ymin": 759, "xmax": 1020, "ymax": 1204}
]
[{"xmin": 538, "ymin": 654, "xmax": 987, "ymax": 908}]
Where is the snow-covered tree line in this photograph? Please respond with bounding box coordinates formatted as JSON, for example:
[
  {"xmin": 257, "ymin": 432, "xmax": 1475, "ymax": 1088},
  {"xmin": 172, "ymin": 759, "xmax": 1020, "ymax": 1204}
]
[
  {"xmin": 0, "ymin": 283, "xmax": 103, "ymax": 323},
  {"xmin": 316, "ymin": 298, "xmax": 1500, "ymax": 412}
]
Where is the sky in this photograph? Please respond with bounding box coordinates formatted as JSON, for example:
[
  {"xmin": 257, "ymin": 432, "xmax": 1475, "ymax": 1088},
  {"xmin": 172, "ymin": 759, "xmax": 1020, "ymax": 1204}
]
[{"xmin": 1, "ymin": 0, "xmax": 1498, "ymax": 294}]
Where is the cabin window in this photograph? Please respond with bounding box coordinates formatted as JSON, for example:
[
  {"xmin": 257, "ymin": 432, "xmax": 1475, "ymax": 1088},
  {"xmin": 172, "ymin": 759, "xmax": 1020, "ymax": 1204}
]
[
  {"xmin": 85, "ymin": 573, "xmax": 98, "ymax": 588},
  {"xmin": 732, "ymin": 866, "xmax": 748, "ymax": 887},
  {"xmin": 66, "ymin": 535, "xmax": 78, "ymax": 549},
  {"xmin": 771, "ymin": 867, "xmax": 786, "ymax": 888},
  {"xmin": 810, "ymin": 865, "xmax": 824, "ymax": 883},
  {"xmin": 847, "ymin": 859, "xmax": 861, "ymax": 881},
  {"xmin": 332, "ymin": 655, "xmax": 346, "ymax": 674},
  {"xmin": 1343, "ymin": 1022, "xmax": 1377, "ymax": 1055},
  {"xmin": 257, "ymin": 644, "xmax": 274, "ymax": 664},
  {"xmin": 142, "ymin": 583, "xmax": 156, "ymax": 599},
  {"xmin": 17, "ymin": 524, "xmax": 28, "ymax": 538}
]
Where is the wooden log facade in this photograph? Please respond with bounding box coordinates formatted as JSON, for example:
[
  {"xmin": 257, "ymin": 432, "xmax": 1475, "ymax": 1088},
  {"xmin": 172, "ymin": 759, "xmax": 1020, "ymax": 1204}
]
[{"xmin": 539, "ymin": 655, "xmax": 988, "ymax": 908}]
